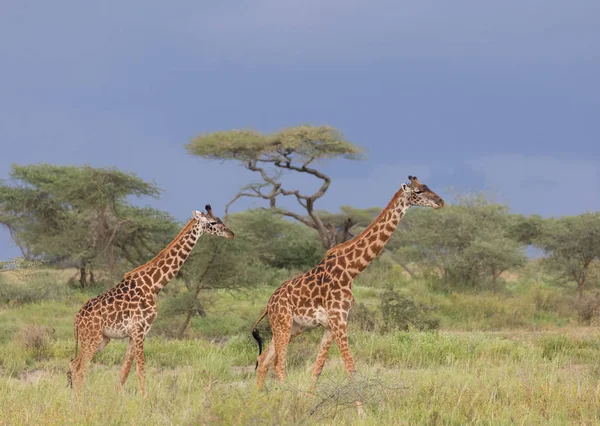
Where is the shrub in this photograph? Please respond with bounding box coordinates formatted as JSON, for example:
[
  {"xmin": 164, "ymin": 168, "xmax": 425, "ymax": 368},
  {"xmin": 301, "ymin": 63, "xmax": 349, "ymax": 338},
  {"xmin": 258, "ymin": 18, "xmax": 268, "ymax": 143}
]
[
  {"xmin": 349, "ymin": 303, "xmax": 378, "ymax": 332},
  {"xmin": 14, "ymin": 324, "xmax": 55, "ymax": 360},
  {"xmin": 575, "ymin": 291, "xmax": 600, "ymax": 325},
  {"xmin": 379, "ymin": 285, "xmax": 439, "ymax": 332}
]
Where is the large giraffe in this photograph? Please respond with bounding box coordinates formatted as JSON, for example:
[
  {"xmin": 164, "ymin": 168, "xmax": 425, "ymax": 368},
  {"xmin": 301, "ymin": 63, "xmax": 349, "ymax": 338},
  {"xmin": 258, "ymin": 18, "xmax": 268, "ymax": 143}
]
[
  {"xmin": 67, "ymin": 205, "xmax": 234, "ymax": 397},
  {"xmin": 251, "ymin": 176, "xmax": 444, "ymax": 390}
]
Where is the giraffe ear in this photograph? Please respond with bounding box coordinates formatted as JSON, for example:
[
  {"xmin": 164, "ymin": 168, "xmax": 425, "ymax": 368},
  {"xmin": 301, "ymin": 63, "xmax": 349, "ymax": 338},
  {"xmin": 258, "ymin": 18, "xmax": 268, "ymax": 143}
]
[{"xmin": 192, "ymin": 210, "xmax": 203, "ymax": 220}]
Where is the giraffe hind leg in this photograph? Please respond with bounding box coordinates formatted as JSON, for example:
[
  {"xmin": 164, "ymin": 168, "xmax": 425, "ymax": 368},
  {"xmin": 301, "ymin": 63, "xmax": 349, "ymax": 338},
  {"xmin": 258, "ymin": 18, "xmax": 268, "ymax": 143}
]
[
  {"xmin": 257, "ymin": 323, "xmax": 303, "ymax": 390},
  {"xmin": 71, "ymin": 330, "xmax": 104, "ymax": 396},
  {"xmin": 257, "ymin": 340, "xmax": 276, "ymax": 391},
  {"xmin": 119, "ymin": 338, "xmax": 135, "ymax": 390},
  {"xmin": 272, "ymin": 318, "xmax": 300, "ymax": 384}
]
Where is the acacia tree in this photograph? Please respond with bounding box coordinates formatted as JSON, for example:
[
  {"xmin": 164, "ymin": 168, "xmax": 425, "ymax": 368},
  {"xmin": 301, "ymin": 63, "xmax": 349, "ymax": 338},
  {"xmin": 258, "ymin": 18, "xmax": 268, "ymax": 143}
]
[
  {"xmin": 534, "ymin": 213, "xmax": 600, "ymax": 299},
  {"xmin": 185, "ymin": 125, "xmax": 364, "ymax": 249},
  {"xmin": 394, "ymin": 194, "xmax": 527, "ymax": 289},
  {"xmin": 0, "ymin": 163, "xmax": 177, "ymax": 286}
]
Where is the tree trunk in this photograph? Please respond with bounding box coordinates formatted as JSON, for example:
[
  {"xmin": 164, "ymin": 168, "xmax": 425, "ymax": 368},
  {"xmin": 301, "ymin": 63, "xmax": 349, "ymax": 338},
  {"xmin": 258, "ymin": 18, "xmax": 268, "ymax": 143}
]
[
  {"xmin": 177, "ymin": 310, "xmax": 194, "ymax": 339},
  {"xmin": 575, "ymin": 264, "xmax": 589, "ymax": 300},
  {"xmin": 197, "ymin": 303, "xmax": 206, "ymax": 318},
  {"xmin": 79, "ymin": 260, "xmax": 88, "ymax": 288},
  {"xmin": 577, "ymin": 281, "xmax": 585, "ymax": 300}
]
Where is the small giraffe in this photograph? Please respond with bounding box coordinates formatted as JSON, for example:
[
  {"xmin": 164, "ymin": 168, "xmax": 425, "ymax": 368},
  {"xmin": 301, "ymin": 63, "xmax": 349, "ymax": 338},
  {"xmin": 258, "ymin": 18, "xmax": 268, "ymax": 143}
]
[
  {"xmin": 67, "ymin": 205, "xmax": 234, "ymax": 397},
  {"xmin": 251, "ymin": 176, "xmax": 444, "ymax": 390}
]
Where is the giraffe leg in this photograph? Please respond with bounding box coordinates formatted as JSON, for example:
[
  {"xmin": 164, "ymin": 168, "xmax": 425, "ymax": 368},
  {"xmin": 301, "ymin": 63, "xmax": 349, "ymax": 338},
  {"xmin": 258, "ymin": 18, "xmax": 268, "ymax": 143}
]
[
  {"xmin": 257, "ymin": 340, "xmax": 275, "ymax": 391},
  {"xmin": 71, "ymin": 331, "xmax": 104, "ymax": 396},
  {"xmin": 131, "ymin": 329, "xmax": 147, "ymax": 398},
  {"xmin": 328, "ymin": 314, "xmax": 355, "ymax": 377},
  {"xmin": 311, "ymin": 327, "xmax": 334, "ymax": 389},
  {"xmin": 96, "ymin": 336, "xmax": 110, "ymax": 353},
  {"xmin": 329, "ymin": 312, "xmax": 365, "ymax": 418},
  {"xmin": 118, "ymin": 338, "xmax": 135, "ymax": 390},
  {"xmin": 272, "ymin": 316, "xmax": 296, "ymax": 384},
  {"xmin": 257, "ymin": 324, "xmax": 303, "ymax": 390}
]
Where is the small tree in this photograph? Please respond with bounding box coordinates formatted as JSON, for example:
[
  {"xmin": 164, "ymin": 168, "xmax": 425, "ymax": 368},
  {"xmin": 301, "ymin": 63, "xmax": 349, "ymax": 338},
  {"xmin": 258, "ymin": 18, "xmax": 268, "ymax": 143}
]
[
  {"xmin": 185, "ymin": 125, "xmax": 364, "ymax": 249},
  {"xmin": 0, "ymin": 164, "xmax": 176, "ymax": 286},
  {"xmin": 534, "ymin": 213, "xmax": 600, "ymax": 299},
  {"xmin": 171, "ymin": 209, "xmax": 306, "ymax": 337},
  {"xmin": 394, "ymin": 194, "xmax": 527, "ymax": 290}
]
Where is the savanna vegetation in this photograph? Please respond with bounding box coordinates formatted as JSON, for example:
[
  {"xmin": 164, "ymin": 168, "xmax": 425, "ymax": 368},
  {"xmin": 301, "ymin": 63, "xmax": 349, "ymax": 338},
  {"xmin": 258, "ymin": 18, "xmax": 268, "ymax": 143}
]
[{"xmin": 2, "ymin": 126, "xmax": 600, "ymax": 425}]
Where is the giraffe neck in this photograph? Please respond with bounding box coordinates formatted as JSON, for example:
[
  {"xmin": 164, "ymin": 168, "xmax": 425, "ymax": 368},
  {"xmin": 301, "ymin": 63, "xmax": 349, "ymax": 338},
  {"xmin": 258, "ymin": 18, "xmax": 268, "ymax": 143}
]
[
  {"xmin": 327, "ymin": 188, "xmax": 410, "ymax": 281},
  {"xmin": 124, "ymin": 218, "xmax": 202, "ymax": 294}
]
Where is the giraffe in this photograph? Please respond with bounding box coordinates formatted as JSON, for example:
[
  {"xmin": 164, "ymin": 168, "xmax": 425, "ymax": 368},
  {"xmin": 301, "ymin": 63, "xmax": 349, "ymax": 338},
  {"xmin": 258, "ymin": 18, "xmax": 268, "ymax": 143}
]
[
  {"xmin": 251, "ymin": 176, "xmax": 444, "ymax": 390},
  {"xmin": 67, "ymin": 205, "xmax": 234, "ymax": 398}
]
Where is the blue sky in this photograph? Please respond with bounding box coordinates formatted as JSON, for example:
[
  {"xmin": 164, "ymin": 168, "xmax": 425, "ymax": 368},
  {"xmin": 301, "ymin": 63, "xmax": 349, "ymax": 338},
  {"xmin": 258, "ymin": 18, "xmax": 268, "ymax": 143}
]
[{"xmin": 1, "ymin": 0, "xmax": 599, "ymax": 259}]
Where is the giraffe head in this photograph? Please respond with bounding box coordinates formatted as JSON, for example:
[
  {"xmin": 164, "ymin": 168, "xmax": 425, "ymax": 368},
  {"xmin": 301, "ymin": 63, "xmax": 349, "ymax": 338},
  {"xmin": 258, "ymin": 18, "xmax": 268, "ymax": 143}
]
[
  {"xmin": 402, "ymin": 175, "xmax": 445, "ymax": 209},
  {"xmin": 192, "ymin": 205, "xmax": 235, "ymax": 239}
]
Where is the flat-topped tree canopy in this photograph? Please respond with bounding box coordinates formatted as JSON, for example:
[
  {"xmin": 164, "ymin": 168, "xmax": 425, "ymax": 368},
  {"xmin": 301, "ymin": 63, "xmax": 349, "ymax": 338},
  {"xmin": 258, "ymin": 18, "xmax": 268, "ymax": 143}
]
[
  {"xmin": 186, "ymin": 125, "xmax": 363, "ymax": 162},
  {"xmin": 185, "ymin": 125, "xmax": 364, "ymax": 249}
]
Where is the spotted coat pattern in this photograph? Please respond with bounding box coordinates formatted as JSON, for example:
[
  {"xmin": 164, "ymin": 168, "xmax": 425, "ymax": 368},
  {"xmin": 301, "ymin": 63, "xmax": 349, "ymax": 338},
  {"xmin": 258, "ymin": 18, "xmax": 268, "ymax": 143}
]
[
  {"xmin": 67, "ymin": 206, "xmax": 234, "ymax": 397},
  {"xmin": 252, "ymin": 176, "xmax": 445, "ymax": 390}
]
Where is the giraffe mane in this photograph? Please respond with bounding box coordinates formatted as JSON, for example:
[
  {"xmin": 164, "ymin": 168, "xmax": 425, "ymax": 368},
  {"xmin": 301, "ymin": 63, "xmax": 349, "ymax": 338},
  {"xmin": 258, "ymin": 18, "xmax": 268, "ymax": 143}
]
[
  {"xmin": 325, "ymin": 186, "xmax": 406, "ymax": 256},
  {"xmin": 123, "ymin": 218, "xmax": 196, "ymax": 277}
]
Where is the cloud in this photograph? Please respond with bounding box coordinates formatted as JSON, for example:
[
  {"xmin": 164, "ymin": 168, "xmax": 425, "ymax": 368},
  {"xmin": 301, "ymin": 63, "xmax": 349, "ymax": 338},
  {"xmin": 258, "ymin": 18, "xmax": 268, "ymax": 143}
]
[
  {"xmin": 467, "ymin": 154, "xmax": 600, "ymax": 217},
  {"xmin": 180, "ymin": 0, "xmax": 599, "ymax": 64}
]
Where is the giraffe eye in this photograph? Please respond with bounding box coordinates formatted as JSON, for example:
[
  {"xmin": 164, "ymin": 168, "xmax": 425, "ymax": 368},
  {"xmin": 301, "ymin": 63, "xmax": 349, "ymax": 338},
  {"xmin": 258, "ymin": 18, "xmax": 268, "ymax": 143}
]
[{"xmin": 209, "ymin": 221, "xmax": 218, "ymax": 225}]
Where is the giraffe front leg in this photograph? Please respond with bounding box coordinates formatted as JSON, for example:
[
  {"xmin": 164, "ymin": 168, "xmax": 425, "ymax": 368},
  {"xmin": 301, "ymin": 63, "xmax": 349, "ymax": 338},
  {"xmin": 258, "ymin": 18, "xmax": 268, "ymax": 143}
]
[
  {"xmin": 131, "ymin": 329, "xmax": 147, "ymax": 398},
  {"xmin": 328, "ymin": 314, "xmax": 356, "ymax": 378},
  {"xmin": 311, "ymin": 327, "xmax": 334, "ymax": 390},
  {"xmin": 119, "ymin": 338, "xmax": 135, "ymax": 391},
  {"xmin": 329, "ymin": 312, "xmax": 365, "ymax": 418}
]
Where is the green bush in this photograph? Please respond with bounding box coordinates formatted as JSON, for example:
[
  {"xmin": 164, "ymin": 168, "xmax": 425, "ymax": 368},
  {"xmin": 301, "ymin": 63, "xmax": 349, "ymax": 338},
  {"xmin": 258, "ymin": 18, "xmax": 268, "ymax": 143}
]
[
  {"xmin": 14, "ymin": 324, "xmax": 55, "ymax": 361},
  {"xmin": 349, "ymin": 302, "xmax": 378, "ymax": 332},
  {"xmin": 379, "ymin": 285, "xmax": 440, "ymax": 332}
]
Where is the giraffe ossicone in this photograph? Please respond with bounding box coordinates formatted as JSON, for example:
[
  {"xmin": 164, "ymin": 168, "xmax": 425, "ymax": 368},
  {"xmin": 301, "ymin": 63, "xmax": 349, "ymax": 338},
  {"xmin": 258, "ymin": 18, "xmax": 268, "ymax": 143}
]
[
  {"xmin": 67, "ymin": 204, "xmax": 234, "ymax": 397},
  {"xmin": 251, "ymin": 175, "xmax": 444, "ymax": 391}
]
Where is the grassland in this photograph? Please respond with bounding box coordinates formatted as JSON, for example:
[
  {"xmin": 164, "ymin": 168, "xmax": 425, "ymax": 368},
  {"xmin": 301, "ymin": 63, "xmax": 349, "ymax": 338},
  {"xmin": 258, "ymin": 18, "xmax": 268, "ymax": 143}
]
[{"xmin": 2, "ymin": 267, "xmax": 600, "ymax": 425}]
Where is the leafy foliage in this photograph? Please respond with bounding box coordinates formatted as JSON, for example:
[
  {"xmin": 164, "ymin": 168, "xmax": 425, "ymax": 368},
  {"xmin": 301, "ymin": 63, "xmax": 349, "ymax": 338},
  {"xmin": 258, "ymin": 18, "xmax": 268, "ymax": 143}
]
[
  {"xmin": 379, "ymin": 286, "xmax": 440, "ymax": 332},
  {"xmin": 394, "ymin": 194, "xmax": 527, "ymax": 290},
  {"xmin": 186, "ymin": 125, "xmax": 362, "ymax": 162},
  {"xmin": 534, "ymin": 213, "xmax": 600, "ymax": 297},
  {"xmin": 186, "ymin": 125, "xmax": 364, "ymax": 249},
  {"xmin": 0, "ymin": 164, "xmax": 177, "ymax": 285}
]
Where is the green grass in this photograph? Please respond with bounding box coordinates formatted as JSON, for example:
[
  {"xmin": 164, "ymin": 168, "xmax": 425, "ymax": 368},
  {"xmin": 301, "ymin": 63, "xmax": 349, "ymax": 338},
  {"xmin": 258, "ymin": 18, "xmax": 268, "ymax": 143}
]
[
  {"xmin": 1, "ymin": 268, "xmax": 599, "ymax": 424},
  {"xmin": 3, "ymin": 330, "xmax": 600, "ymax": 425}
]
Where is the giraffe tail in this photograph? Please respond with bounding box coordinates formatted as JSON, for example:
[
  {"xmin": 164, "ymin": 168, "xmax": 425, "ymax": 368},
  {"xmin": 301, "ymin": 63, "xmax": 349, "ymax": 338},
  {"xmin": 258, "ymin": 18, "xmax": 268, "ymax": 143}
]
[
  {"xmin": 251, "ymin": 307, "xmax": 268, "ymax": 370},
  {"xmin": 67, "ymin": 318, "xmax": 79, "ymax": 388}
]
